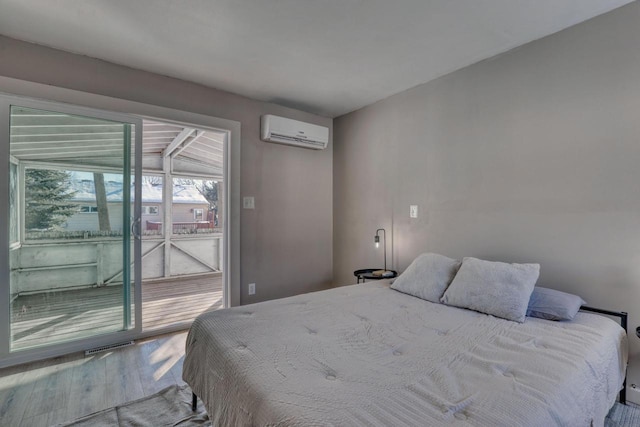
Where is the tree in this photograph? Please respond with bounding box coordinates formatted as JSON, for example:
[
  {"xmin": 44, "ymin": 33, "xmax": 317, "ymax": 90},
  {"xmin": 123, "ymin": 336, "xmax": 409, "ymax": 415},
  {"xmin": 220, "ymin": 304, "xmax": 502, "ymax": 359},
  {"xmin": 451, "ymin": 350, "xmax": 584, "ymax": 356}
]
[
  {"xmin": 25, "ymin": 169, "xmax": 77, "ymax": 230},
  {"xmin": 195, "ymin": 180, "xmax": 218, "ymax": 207},
  {"xmin": 142, "ymin": 175, "xmax": 162, "ymax": 185},
  {"xmin": 93, "ymin": 173, "xmax": 110, "ymax": 231},
  {"xmin": 195, "ymin": 180, "xmax": 220, "ymax": 226}
]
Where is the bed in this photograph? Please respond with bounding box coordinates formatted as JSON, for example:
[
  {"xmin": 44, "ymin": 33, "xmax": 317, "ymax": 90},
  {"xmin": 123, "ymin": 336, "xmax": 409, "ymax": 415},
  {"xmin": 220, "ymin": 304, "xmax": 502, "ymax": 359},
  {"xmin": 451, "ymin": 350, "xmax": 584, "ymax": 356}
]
[{"xmin": 183, "ymin": 280, "xmax": 627, "ymax": 426}]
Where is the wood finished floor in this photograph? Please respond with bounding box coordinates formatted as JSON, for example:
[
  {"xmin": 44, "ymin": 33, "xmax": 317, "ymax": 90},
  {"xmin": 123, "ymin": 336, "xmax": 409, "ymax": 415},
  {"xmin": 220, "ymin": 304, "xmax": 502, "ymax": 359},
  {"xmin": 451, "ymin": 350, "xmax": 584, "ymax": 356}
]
[
  {"xmin": 1, "ymin": 331, "xmax": 638, "ymax": 427},
  {"xmin": 0, "ymin": 332, "xmax": 190, "ymax": 427},
  {"xmin": 11, "ymin": 273, "xmax": 223, "ymax": 350}
]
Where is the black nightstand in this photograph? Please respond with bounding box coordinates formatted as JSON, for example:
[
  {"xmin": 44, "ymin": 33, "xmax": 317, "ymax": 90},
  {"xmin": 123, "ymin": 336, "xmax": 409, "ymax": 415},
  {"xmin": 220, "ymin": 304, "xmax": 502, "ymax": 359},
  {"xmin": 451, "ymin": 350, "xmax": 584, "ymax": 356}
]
[{"xmin": 354, "ymin": 268, "xmax": 398, "ymax": 284}]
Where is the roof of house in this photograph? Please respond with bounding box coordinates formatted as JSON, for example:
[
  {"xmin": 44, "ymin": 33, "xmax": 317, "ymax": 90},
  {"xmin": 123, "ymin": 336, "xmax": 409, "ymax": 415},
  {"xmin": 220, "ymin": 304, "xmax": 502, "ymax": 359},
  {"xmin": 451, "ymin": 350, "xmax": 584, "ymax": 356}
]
[{"xmin": 70, "ymin": 180, "xmax": 208, "ymax": 204}]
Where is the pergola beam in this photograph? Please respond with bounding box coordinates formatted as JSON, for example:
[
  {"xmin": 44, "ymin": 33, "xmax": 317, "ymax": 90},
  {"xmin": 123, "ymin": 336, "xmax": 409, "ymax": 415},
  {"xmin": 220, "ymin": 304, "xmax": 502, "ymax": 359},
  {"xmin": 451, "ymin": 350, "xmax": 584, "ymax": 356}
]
[
  {"xmin": 171, "ymin": 130, "xmax": 206, "ymax": 159},
  {"xmin": 163, "ymin": 155, "xmax": 173, "ymax": 277},
  {"xmin": 162, "ymin": 127, "xmax": 195, "ymax": 158}
]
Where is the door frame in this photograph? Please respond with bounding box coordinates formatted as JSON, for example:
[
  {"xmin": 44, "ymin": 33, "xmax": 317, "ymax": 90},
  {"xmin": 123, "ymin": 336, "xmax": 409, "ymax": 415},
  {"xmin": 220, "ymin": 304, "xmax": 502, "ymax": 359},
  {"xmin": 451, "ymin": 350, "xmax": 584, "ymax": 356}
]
[{"xmin": 0, "ymin": 77, "xmax": 241, "ymax": 368}]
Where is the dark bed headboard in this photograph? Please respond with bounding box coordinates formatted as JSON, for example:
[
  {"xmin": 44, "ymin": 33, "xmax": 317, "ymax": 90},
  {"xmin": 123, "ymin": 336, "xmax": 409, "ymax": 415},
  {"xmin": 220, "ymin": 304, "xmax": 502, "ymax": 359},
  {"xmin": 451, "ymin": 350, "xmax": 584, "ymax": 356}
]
[
  {"xmin": 580, "ymin": 305, "xmax": 628, "ymax": 333},
  {"xmin": 579, "ymin": 305, "xmax": 628, "ymax": 405}
]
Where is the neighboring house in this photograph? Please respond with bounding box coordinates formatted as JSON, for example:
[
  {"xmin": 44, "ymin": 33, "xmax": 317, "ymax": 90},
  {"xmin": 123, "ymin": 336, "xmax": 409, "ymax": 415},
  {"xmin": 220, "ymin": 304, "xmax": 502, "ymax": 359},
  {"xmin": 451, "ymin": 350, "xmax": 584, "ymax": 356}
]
[{"xmin": 64, "ymin": 180, "xmax": 211, "ymax": 232}]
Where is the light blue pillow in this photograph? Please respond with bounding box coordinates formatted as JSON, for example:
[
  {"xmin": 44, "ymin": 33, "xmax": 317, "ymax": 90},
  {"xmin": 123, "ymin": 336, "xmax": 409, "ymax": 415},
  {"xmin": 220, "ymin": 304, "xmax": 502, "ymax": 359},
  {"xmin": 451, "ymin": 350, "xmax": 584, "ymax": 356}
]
[
  {"xmin": 441, "ymin": 257, "xmax": 540, "ymax": 323},
  {"xmin": 390, "ymin": 253, "xmax": 461, "ymax": 303},
  {"xmin": 526, "ymin": 287, "xmax": 586, "ymax": 321}
]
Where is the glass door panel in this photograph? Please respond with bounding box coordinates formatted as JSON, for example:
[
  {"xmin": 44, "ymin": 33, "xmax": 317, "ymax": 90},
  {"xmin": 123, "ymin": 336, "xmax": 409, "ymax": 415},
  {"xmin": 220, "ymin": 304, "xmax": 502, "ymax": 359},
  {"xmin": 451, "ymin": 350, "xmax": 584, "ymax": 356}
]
[{"xmin": 7, "ymin": 105, "xmax": 138, "ymax": 351}]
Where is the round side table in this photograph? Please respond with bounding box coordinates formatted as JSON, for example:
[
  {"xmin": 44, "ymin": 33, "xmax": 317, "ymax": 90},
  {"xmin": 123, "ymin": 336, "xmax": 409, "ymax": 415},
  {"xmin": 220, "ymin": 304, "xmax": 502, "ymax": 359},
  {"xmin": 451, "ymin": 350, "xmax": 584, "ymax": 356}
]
[{"xmin": 354, "ymin": 268, "xmax": 398, "ymax": 284}]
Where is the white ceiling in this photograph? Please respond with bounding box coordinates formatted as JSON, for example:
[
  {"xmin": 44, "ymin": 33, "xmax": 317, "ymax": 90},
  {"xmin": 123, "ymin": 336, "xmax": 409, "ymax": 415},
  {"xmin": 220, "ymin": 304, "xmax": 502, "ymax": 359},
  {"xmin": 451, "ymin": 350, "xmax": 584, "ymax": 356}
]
[{"xmin": 0, "ymin": 0, "xmax": 633, "ymax": 117}]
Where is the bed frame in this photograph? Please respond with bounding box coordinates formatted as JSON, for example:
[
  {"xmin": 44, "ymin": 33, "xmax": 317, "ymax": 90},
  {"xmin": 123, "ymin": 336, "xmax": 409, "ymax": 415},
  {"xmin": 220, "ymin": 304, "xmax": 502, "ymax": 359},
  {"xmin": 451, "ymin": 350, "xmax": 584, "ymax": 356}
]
[
  {"xmin": 580, "ymin": 306, "xmax": 628, "ymax": 405},
  {"xmin": 190, "ymin": 305, "xmax": 629, "ymax": 411}
]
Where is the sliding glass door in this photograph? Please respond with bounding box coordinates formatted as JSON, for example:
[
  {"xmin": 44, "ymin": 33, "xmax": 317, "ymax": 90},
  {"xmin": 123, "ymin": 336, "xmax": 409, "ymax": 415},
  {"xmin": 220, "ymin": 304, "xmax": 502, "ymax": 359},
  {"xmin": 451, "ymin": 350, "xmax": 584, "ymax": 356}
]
[{"xmin": 0, "ymin": 95, "xmax": 142, "ymax": 360}]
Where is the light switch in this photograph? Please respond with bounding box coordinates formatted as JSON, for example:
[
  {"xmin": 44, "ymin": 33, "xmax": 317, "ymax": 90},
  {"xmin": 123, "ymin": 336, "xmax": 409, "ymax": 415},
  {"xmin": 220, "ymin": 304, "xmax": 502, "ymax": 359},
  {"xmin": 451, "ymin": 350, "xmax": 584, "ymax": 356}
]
[
  {"xmin": 410, "ymin": 205, "xmax": 418, "ymax": 218},
  {"xmin": 243, "ymin": 196, "xmax": 255, "ymax": 209},
  {"xmin": 248, "ymin": 283, "xmax": 256, "ymax": 295}
]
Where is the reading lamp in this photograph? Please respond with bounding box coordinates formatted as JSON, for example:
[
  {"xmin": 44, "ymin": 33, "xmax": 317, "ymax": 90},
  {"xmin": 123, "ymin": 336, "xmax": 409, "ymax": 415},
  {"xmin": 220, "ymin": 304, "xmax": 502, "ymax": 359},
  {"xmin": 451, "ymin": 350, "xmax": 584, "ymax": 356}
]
[{"xmin": 374, "ymin": 228, "xmax": 387, "ymax": 272}]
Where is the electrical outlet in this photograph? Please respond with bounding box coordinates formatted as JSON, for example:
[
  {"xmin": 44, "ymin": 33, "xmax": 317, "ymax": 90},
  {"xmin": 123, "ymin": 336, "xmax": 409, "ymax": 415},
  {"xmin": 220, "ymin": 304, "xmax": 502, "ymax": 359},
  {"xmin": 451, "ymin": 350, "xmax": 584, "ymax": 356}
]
[
  {"xmin": 248, "ymin": 283, "xmax": 256, "ymax": 295},
  {"xmin": 410, "ymin": 205, "xmax": 418, "ymax": 218},
  {"xmin": 243, "ymin": 197, "xmax": 255, "ymax": 209},
  {"xmin": 628, "ymin": 385, "xmax": 640, "ymax": 404}
]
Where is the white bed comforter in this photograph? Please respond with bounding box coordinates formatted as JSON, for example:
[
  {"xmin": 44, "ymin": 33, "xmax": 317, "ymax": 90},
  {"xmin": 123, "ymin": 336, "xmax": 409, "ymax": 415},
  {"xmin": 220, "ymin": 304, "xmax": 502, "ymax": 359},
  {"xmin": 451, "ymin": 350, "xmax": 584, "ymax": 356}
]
[{"xmin": 183, "ymin": 281, "xmax": 627, "ymax": 426}]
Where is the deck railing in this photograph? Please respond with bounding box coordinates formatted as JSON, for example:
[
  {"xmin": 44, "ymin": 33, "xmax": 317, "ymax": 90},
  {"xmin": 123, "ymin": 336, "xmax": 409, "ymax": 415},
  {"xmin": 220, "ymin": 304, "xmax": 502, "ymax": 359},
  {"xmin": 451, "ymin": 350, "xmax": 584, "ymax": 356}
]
[
  {"xmin": 10, "ymin": 234, "xmax": 223, "ymax": 295},
  {"xmin": 26, "ymin": 229, "xmax": 124, "ymax": 240},
  {"xmin": 24, "ymin": 224, "xmax": 223, "ymax": 240},
  {"xmin": 146, "ymin": 220, "xmax": 222, "ymax": 235}
]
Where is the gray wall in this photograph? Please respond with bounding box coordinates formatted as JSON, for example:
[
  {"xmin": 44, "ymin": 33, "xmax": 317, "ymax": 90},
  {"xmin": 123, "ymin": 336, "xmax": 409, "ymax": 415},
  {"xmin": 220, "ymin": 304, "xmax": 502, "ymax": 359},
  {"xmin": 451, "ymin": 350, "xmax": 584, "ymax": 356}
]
[
  {"xmin": 334, "ymin": 2, "xmax": 640, "ymax": 397},
  {"xmin": 0, "ymin": 35, "xmax": 333, "ymax": 305}
]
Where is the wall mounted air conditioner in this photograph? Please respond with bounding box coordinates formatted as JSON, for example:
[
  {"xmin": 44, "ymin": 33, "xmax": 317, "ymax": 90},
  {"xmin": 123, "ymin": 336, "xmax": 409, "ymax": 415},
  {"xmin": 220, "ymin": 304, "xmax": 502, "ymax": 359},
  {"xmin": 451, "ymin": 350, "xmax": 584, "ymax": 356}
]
[{"xmin": 261, "ymin": 115, "xmax": 329, "ymax": 150}]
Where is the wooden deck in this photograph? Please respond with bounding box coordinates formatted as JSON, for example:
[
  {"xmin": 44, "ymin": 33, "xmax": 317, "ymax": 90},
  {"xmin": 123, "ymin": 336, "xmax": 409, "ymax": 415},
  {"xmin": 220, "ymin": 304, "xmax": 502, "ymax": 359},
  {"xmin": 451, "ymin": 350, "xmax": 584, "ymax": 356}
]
[{"xmin": 11, "ymin": 273, "xmax": 223, "ymax": 351}]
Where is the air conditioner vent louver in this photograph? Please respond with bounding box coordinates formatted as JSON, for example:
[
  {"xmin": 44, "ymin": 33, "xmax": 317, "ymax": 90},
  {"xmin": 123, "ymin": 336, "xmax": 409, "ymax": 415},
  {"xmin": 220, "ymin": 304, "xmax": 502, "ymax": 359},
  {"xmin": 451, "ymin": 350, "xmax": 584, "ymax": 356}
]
[
  {"xmin": 261, "ymin": 115, "xmax": 329, "ymax": 150},
  {"xmin": 270, "ymin": 133, "xmax": 325, "ymax": 147}
]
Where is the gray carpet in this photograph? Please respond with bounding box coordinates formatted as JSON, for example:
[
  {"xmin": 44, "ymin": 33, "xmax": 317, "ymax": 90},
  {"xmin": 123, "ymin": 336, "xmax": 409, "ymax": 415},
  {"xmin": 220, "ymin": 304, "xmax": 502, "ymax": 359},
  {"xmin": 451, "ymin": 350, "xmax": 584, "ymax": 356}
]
[
  {"xmin": 55, "ymin": 385, "xmax": 210, "ymax": 427},
  {"xmin": 56, "ymin": 384, "xmax": 640, "ymax": 426},
  {"xmin": 606, "ymin": 402, "xmax": 640, "ymax": 427}
]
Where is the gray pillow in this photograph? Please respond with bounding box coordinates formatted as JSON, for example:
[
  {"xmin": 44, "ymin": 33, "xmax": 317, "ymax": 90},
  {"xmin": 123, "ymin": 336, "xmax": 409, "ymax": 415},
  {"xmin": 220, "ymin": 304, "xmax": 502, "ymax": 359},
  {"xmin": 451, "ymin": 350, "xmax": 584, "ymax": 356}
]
[
  {"xmin": 390, "ymin": 253, "xmax": 461, "ymax": 303},
  {"xmin": 441, "ymin": 257, "xmax": 540, "ymax": 323},
  {"xmin": 526, "ymin": 287, "xmax": 586, "ymax": 321}
]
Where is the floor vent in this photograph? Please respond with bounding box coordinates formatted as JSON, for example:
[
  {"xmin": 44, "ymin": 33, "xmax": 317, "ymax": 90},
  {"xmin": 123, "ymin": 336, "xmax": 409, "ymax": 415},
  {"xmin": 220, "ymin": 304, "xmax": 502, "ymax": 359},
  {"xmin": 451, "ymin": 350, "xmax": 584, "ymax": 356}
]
[{"xmin": 85, "ymin": 341, "xmax": 135, "ymax": 356}]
